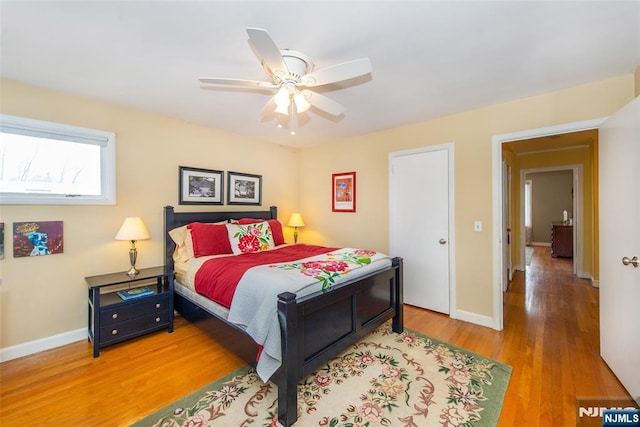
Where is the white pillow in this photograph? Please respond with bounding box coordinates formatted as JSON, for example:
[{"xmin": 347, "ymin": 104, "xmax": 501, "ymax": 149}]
[{"xmin": 226, "ymin": 221, "xmax": 275, "ymax": 255}]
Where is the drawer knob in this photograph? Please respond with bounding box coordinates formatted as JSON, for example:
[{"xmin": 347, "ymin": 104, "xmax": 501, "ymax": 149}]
[
  {"xmin": 156, "ymin": 303, "xmax": 161, "ymax": 309},
  {"xmin": 112, "ymin": 313, "xmax": 118, "ymax": 319},
  {"xmin": 155, "ymin": 317, "xmax": 161, "ymax": 323},
  {"xmin": 111, "ymin": 329, "xmax": 118, "ymax": 335}
]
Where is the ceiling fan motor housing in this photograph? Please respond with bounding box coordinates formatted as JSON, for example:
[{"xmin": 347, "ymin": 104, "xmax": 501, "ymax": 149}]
[{"xmin": 278, "ymin": 50, "xmax": 314, "ymax": 82}]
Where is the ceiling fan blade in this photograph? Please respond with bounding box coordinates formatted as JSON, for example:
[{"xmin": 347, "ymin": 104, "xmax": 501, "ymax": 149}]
[
  {"xmin": 301, "ymin": 90, "xmax": 346, "ymax": 116},
  {"xmin": 300, "ymin": 58, "xmax": 372, "ymax": 87},
  {"xmin": 199, "ymin": 77, "xmax": 279, "ymax": 89},
  {"xmin": 246, "ymin": 27, "xmax": 288, "ymax": 78}
]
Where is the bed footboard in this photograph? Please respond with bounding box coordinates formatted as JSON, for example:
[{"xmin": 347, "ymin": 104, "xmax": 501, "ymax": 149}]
[{"xmin": 275, "ymin": 257, "xmax": 403, "ymax": 427}]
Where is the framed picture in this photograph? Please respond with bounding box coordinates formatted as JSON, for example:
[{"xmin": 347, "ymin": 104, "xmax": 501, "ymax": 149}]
[
  {"xmin": 179, "ymin": 166, "xmax": 224, "ymax": 205},
  {"xmin": 227, "ymin": 171, "xmax": 262, "ymax": 205},
  {"xmin": 0, "ymin": 223, "xmax": 4, "ymax": 259},
  {"xmin": 332, "ymin": 171, "xmax": 356, "ymax": 212},
  {"xmin": 13, "ymin": 221, "xmax": 64, "ymax": 257}
]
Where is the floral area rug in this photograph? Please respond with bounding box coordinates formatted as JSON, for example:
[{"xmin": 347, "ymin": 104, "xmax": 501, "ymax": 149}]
[{"xmin": 133, "ymin": 323, "xmax": 512, "ymax": 426}]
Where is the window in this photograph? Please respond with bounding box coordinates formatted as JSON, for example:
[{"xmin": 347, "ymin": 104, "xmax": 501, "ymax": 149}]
[
  {"xmin": 525, "ymin": 179, "xmax": 532, "ymax": 227},
  {"xmin": 0, "ymin": 114, "xmax": 116, "ymax": 205}
]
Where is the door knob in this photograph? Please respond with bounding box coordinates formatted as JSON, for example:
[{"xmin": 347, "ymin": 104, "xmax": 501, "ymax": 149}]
[
  {"xmin": 622, "ymin": 256, "xmax": 639, "ymax": 268},
  {"xmin": 439, "ymin": 239, "xmax": 447, "ymax": 245}
]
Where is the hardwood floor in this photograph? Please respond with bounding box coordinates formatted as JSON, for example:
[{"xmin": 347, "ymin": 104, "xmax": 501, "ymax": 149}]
[{"xmin": 0, "ymin": 246, "xmax": 632, "ymax": 426}]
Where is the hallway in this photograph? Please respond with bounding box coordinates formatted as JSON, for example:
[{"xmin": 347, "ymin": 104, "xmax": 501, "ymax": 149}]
[{"xmin": 498, "ymin": 245, "xmax": 634, "ymax": 425}]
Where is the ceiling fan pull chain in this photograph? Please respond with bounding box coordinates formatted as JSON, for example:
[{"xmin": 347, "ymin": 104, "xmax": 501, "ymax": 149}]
[{"xmin": 289, "ymin": 102, "xmax": 297, "ymax": 136}]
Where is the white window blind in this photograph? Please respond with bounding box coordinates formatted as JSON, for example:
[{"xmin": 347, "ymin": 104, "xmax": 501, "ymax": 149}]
[{"xmin": 0, "ymin": 114, "xmax": 116, "ymax": 205}]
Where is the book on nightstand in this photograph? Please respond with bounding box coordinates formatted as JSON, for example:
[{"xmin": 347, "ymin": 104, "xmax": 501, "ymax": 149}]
[{"xmin": 117, "ymin": 286, "xmax": 154, "ymax": 300}]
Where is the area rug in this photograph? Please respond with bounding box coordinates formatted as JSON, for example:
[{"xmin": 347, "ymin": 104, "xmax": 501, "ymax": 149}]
[{"xmin": 134, "ymin": 323, "xmax": 512, "ymax": 426}]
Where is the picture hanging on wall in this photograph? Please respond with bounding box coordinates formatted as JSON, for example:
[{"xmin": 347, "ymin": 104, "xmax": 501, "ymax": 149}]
[
  {"xmin": 179, "ymin": 166, "xmax": 224, "ymax": 205},
  {"xmin": 332, "ymin": 171, "xmax": 356, "ymax": 212},
  {"xmin": 227, "ymin": 171, "xmax": 262, "ymax": 205},
  {"xmin": 13, "ymin": 221, "xmax": 64, "ymax": 257}
]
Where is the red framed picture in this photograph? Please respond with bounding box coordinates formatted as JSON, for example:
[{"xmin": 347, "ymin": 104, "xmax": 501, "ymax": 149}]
[{"xmin": 332, "ymin": 171, "xmax": 356, "ymax": 212}]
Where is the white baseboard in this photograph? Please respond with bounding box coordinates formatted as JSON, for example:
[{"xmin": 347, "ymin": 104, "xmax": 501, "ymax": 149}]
[
  {"xmin": 0, "ymin": 328, "xmax": 86, "ymax": 363},
  {"xmin": 452, "ymin": 309, "xmax": 497, "ymax": 330},
  {"xmin": 531, "ymin": 242, "xmax": 551, "ymax": 247},
  {"xmin": 591, "ymin": 277, "xmax": 600, "ymax": 288}
]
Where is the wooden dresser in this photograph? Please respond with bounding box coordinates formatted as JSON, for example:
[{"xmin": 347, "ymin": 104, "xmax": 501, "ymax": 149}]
[{"xmin": 551, "ymin": 223, "xmax": 573, "ymax": 258}]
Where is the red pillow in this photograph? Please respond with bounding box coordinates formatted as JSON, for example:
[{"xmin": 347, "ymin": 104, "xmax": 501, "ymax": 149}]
[
  {"xmin": 237, "ymin": 218, "xmax": 285, "ymax": 246},
  {"xmin": 187, "ymin": 222, "xmax": 232, "ymax": 257}
]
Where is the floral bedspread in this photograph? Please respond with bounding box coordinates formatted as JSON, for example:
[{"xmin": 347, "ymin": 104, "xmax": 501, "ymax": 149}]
[
  {"xmin": 194, "ymin": 245, "xmax": 335, "ymax": 308},
  {"xmin": 227, "ymin": 248, "xmax": 392, "ymax": 382}
]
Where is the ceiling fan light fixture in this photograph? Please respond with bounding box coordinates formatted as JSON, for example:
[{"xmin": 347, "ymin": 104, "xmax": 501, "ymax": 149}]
[
  {"xmin": 274, "ymin": 103, "xmax": 289, "ymax": 115},
  {"xmin": 274, "ymin": 87, "xmax": 291, "ymax": 115},
  {"xmin": 199, "ymin": 28, "xmax": 373, "ymax": 133},
  {"xmin": 293, "ymin": 91, "xmax": 311, "ymax": 113}
]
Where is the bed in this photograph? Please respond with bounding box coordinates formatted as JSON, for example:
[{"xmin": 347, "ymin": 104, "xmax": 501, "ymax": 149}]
[{"xmin": 163, "ymin": 205, "xmax": 403, "ymax": 426}]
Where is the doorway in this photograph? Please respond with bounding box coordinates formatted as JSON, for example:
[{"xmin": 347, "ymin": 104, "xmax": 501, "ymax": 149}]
[
  {"xmin": 491, "ymin": 119, "xmax": 603, "ymax": 330},
  {"xmin": 521, "ymin": 166, "xmax": 581, "ymax": 276}
]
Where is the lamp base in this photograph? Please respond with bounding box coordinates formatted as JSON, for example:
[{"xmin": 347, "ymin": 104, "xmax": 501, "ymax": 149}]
[{"xmin": 126, "ymin": 245, "xmax": 139, "ymax": 276}]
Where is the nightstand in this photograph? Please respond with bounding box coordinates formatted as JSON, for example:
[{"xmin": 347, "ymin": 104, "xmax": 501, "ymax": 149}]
[{"xmin": 85, "ymin": 266, "xmax": 174, "ymax": 357}]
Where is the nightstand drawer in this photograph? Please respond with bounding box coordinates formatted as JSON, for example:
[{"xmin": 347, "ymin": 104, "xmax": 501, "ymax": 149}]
[
  {"xmin": 100, "ymin": 312, "xmax": 169, "ymax": 345},
  {"xmin": 100, "ymin": 294, "xmax": 169, "ymax": 325}
]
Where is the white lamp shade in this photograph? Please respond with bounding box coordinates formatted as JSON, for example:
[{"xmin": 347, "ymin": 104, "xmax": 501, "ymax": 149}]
[
  {"xmin": 294, "ymin": 92, "xmax": 311, "ymax": 113},
  {"xmin": 115, "ymin": 217, "xmax": 150, "ymax": 241},
  {"xmin": 288, "ymin": 213, "xmax": 305, "ymax": 228},
  {"xmin": 274, "ymin": 87, "xmax": 291, "ymax": 115},
  {"xmin": 274, "ymin": 102, "xmax": 290, "ymax": 115}
]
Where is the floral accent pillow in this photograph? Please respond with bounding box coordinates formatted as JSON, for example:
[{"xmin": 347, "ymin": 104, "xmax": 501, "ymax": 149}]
[
  {"xmin": 236, "ymin": 218, "xmax": 285, "ymax": 246},
  {"xmin": 226, "ymin": 221, "xmax": 275, "ymax": 254}
]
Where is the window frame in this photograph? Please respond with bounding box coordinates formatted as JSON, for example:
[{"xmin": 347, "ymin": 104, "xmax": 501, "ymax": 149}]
[{"xmin": 0, "ymin": 114, "xmax": 116, "ymax": 205}]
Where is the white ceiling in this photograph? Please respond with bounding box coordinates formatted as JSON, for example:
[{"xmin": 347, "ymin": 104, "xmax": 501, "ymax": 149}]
[{"xmin": 1, "ymin": 1, "xmax": 639, "ymax": 148}]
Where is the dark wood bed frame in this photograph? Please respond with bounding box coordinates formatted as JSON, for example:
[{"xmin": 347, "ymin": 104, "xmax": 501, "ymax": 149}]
[{"xmin": 163, "ymin": 205, "xmax": 403, "ymax": 426}]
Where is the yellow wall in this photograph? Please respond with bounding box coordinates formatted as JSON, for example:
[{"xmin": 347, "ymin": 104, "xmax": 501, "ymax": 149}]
[
  {"xmin": 0, "ymin": 74, "xmax": 635, "ymax": 354},
  {"xmin": 299, "ymin": 75, "xmax": 634, "ymax": 319},
  {"xmin": 0, "ymin": 79, "xmax": 300, "ymax": 349}
]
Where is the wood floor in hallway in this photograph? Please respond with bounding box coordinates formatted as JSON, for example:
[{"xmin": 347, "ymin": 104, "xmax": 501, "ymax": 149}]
[{"xmin": 0, "ymin": 246, "xmax": 632, "ymax": 426}]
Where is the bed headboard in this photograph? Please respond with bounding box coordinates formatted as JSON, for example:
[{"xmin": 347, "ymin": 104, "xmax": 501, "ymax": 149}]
[{"xmin": 163, "ymin": 205, "xmax": 277, "ymax": 271}]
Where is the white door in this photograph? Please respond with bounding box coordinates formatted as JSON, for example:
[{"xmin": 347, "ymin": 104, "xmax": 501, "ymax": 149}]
[
  {"xmin": 599, "ymin": 96, "xmax": 640, "ymax": 404},
  {"xmin": 389, "ymin": 145, "xmax": 452, "ymax": 314}
]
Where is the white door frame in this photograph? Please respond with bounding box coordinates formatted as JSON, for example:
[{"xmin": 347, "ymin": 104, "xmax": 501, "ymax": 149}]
[
  {"xmin": 389, "ymin": 143, "xmax": 456, "ymax": 316},
  {"xmin": 502, "ymin": 161, "xmax": 512, "ymax": 290},
  {"xmin": 491, "ymin": 117, "xmax": 606, "ymax": 330}
]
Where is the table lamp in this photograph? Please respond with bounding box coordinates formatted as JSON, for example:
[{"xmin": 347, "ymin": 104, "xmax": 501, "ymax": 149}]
[
  {"xmin": 115, "ymin": 217, "xmax": 150, "ymax": 276},
  {"xmin": 287, "ymin": 213, "xmax": 305, "ymax": 244}
]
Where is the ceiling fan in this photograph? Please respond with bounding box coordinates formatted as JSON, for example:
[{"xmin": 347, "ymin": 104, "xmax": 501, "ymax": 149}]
[{"xmin": 199, "ymin": 27, "xmax": 372, "ymax": 133}]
